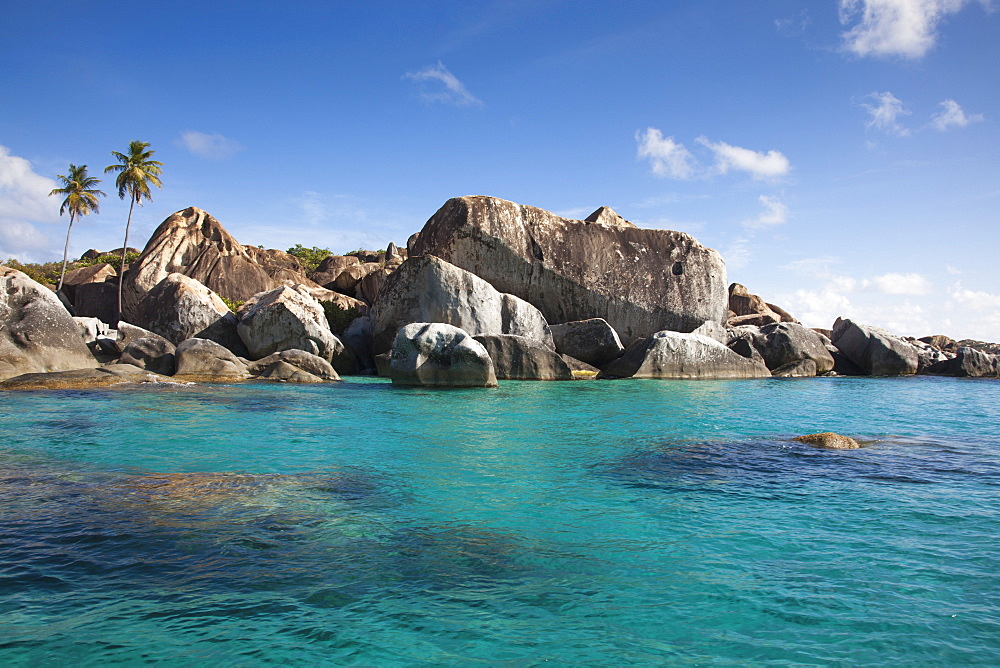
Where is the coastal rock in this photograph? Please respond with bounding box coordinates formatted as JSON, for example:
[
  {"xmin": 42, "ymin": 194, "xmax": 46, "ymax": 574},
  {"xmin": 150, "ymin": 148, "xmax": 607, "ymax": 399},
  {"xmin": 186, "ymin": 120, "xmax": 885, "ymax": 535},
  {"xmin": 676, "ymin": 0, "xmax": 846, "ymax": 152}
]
[
  {"xmin": 60, "ymin": 263, "xmax": 116, "ymax": 303},
  {"xmin": 828, "ymin": 344, "xmax": 865, "ymax": 376},
  {"xmin": 246, "ymin": 349, "xmax": 340, "ymax": 381},
  {"xmin": 116, "ymin": 322, "xmax": 170, "ymax": 352},
  {"xmin": 371, "ymin": 255, "xmax": 552, "ymax": 354},
  {"xmin": 72, "ymin": 281, "xmax": 119, "ymax": 324},
  {"xmin": 919, "ymin": 334, "xmax": 957, "ymax": 352},
  {"xmin": 122, "ymin": 207, "xmax": 276, "ymax": 320},
  {"xmin": 0, "ymin": 365, "xmax": 172, "ymax": 390},
  {"xmin": 174, "ymin": 338, "xmax": 248, "ymax": 378},
  {"xmin": 831, "ymin": 318, "xmax": 919, "ymax": 376},
  {"xmin": 561, "ymin": 354, "xmax": 600, "ymax": 376},
  {"xmin": 548, "ymin": 318, "xmax": 624, "ymax": 367},
  {"xmin": 771, "ymin": 358, "xmax": 818, "ymax": 378},
  {"xmin": 243, "ymin": 246, "xmax": 313, "ymax": 286},
  {"xmin": 924, "ymin": 346, "xmax": 1000, "ymax": 378},
  {"xmin": 0, "ymin": 265, "xmax": 98, "ymax": 381},
  {"xmin": 390, "ymin": 322, "xmax": 498, "ymax": 387},
  {"xmin": 355, "ymin": 266, "xmax": 394, "ymax": 305},
  {"xmin": 473, "ymin": 334, "xmax": 574, "ymax": 380},
  {"xmin": 754, "ymin": 322, "xmax": 834, "ymax": 375},
  {"xmin": 133, "ymin": 273, "xmax": 244, "ymax": 353},
  {"xmin": 73, "ymin": 316, "xmax": 110, "ymax": 344},
  {"xmin": 727, "ymin": 283, "xmax": 782, "ymax": 325},
  {"xmin": 793, "ymin": 432, "xmax": 861, "ymax": 450},
  {"xmin": 341, "ymin": 315, "xmax": 375, "ymax": 374},
  {"xmin": 908, "ymin": 338, "xmax": 951, "ymax": 371},
  {"xmin": 309, "ymin": 255, "xmax": 361, "ymax": 288},
  {"xmin": 236, "ymin": 285, "xmax": 344, "ymax": 362},
  {"xmin": 117, "ymin": 337, "xmax": 177, "ymax": 375},
  {"xmin": 411, "ymin": 196, "xmax": 728, "ymax": 344},
  {"xmin": 600, "ymin": 330, "xmax": 772, "ymax": 380},
  {"xmin": 329, "ymin": 262, "xmax": 382, "ymax": 296}
]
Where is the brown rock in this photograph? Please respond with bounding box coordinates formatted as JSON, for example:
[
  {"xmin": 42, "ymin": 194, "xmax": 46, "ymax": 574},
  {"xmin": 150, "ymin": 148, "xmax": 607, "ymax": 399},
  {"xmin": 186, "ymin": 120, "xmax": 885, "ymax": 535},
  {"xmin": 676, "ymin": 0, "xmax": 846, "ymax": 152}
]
[
  {"xmin": 0, "ymin": 365, "xmax": 173, "ymax": 390},
  {"xmin": 60, "ymin": 263, "xmax": 117, "ymax": 303},
  {"xmin": 411, "ymin": 196, "xmax": 728, "ymax": 345},
  {"xmin": 792, "ymin": 432, "xmax": 861, "ymax": 450}
]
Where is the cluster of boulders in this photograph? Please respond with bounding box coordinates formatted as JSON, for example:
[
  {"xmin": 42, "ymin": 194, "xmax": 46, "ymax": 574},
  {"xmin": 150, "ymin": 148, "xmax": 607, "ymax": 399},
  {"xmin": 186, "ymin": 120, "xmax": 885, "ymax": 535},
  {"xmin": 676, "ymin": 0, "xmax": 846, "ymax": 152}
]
[{"xmin": 2, "ymin": 196, "xmax": 997, "ymax": 389}]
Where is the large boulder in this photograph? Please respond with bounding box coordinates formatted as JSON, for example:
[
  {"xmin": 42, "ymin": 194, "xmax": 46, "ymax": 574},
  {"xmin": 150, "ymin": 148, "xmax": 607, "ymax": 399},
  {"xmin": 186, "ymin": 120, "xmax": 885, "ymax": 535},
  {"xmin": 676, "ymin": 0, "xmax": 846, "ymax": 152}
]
[
  {"xmin": 236, "ymin": 285, "xmax": 344, "ymax": 362},
  {"xmin": 309, "ymin": 255, "xmax": 361, "ymax": 288},
  {"xmin": 243, "ymin": 246, "xmax": 312, "ymax": 285},
  {"xmin": 601, "ymin": 330, "xmax": 771, "ymax": 380},
  {"xmin": 753, "ymin": 322, "xmax": 834, "ymax": 375},
  {"xmin": 73, "ymin": 281, "xmax": 119, "ymax": 324},
  {"xmin": 245, "ymin": 349, "xmax": 341, "ymax": 382},
  {"xmin": 390, "ymin": 322, "xmax": 498, "ymax": 388},
  {"xmin": 473, "ymin": 334, "xmax": 573, "ymax": 380},
  {"xmin": 122, "ymin": 207, "xmax": 278, "ymax": 320},
  {"xmin": 831, "ymin": 318, "xmax": 919, "ymax": 376},
  {"xmin": 0, "ymin": 365, "xmax": 171, "ymax": 390},
  {"xmin": 355, "ymin": 266, "xmax": 394, "ymax": 305},
  {"xmin": 924, "ymin": 347, "xmax": 1000, "ymax": 378},
  {"xmin": 0, "ymin": 265, "xmax": 99, "ymax": 381},
  {"xmin": 174, "ymin": 338, "xmax": 248, "ymax": 378},
  {"xmin": 411, "ymin": 196, "xmax": 728, "ymax": 344},
  {"xmin": 371, "ymin": 255, "xmax": 552, "ymax": 354},
  {"xmin": 117, "ymin": 337, "xmax": 177, "ymax": 375},
  {"xmin": 132, "ymin": 273, "xmax": 244, "ymax": 353},
  {"xmin": 548, "ymin": 318, "xmax": 624, "ymax": 367},
  {"xmin": 60, "ymin": 263, "xmax": 116, "ymax": 303},
  {"xmin": 329, "ymin": 262, "xmax": 382, "ymax": 296}
]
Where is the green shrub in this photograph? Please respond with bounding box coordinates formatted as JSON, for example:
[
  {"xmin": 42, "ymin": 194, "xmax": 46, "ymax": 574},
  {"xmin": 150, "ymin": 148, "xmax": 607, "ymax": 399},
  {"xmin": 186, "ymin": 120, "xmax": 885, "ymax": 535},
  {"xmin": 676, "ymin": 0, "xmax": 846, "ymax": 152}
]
[
  {"xmin": 76, "ymin": 251, "xmax": 141, "ymax": 272},
  {"xmin": 221, "ymin": 296, "xmax": 245, "ymax": 313},
  {"xmin": 286, "ymin": 244, "xmax": 333, "ymax": 273},
  {"xmin": 321, "ymin": 301, "xmax": 361, "ymax": 335},
  {"xmin": 3, "ymin": 259, "xmax": 62, "ymax": 286}
]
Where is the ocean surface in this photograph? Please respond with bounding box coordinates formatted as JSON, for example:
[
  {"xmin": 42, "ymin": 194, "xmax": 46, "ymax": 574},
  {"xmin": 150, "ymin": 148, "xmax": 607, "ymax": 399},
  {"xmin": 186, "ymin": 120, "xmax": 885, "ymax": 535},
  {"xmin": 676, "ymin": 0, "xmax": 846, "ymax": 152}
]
[{"xmin": 1, "ymin": 375, "xmax": 999, "ymax": 665}]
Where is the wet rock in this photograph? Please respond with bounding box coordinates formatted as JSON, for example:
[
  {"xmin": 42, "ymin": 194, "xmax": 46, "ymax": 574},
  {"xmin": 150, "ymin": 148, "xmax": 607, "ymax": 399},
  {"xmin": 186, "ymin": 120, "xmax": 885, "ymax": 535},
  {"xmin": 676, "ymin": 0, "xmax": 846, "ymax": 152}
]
[
  {"xmin": 0, "ymin": 265, "xmax": 98, "ymax": 381},
  {"xmin": 473, "ymin": 334, "xmax": 573, "ymax": 380},
  {"xmin": 371, "ymin": 255, "xmax": 552, "ymax": 354},
  {"xmin": 600, "ymin": 331, "xmax": 772, "ymax": 380},
  {"xmin": 245, "ymin": 349, "xmax": 340, "ymax": 381},
  {"xmin": 390, "ymin": 322, "xmax": 498, "ymax": 387},
  {"xmin": 237, "ymin": 285, "xmax": 344, "ymax": 363},
  {"xmin": 793, "ymin": 432, "xmax": 861, "ymax": 450},
  {"xmin": 117, "ymin": 337, "xmax": 177, "ymax": 375},
  {"xmin": 0, "ymin": 364, "xmax": 173, "ymax": 390},
  {"xmin": 831, "ymin": 318, "xmax": 918, "ymax": 376},
  {"xmin": 174, "ymin": 338, "xmax": 249, "ymax": 378},
  {"xmin": 411, "ymin": 196, "xmax": 728, "ymax": 345},
  {"xmin": 548, "ymin": 317, "xmax": 624, "ymax": 367}
]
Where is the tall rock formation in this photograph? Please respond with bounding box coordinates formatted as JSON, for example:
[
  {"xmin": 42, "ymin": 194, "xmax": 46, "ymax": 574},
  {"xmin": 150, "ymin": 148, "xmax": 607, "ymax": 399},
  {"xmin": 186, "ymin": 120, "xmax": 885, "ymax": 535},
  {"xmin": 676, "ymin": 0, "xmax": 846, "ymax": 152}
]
[
  {"xmin": 122, "ymin": 207, "xmax": 278, "ymax": 320},
  {"xmin": 411, "ymin": 196, "xmax": 728, "ymax": 344}
]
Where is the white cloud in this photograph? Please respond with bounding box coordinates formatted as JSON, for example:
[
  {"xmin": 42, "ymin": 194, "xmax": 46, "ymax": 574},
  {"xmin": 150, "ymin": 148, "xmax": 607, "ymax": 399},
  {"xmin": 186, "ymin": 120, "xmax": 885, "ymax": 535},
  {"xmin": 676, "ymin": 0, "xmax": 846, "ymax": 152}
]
[
  {"xmin": 839, "ymin": 0, "xmax": 977, "ymax": 59},
  {"xmin": 742, "ymin": 195, "xmax": 789, "ymax": 230},
  {"xmin": 697, "ymin": 137, "xmax": 791, "ymax": 179},
  {"xmin": 178, "ymin": 131, "xmax": 244, "ymax": 160},
  {"xmin": 931, "ymin": 99, "xmax": 985, "ymax": 130},
  {"xmin": 635, "ymin": 128, "xmax": 696, "ymax": 179},
  {"xmin": 946, "ymin": 264, "xmax": 962, "ymax": 274},
  {"xmin": 862, "ymin": 91, "xmax": 911, "ymax": 135},
  {"xmin": 949, "ymin": 282, "xmax": 1000, "ymax": 309},
  {"xmin": 0, "ymin": 145, "xmax": 59, "ymax": 260},
  {"xmin": 866, "ymin": 272, "xmax": 932, "ymax": 294},
  {"xmin": 404, "ymin": 62, "xmax": 483, "ymax": 108}
]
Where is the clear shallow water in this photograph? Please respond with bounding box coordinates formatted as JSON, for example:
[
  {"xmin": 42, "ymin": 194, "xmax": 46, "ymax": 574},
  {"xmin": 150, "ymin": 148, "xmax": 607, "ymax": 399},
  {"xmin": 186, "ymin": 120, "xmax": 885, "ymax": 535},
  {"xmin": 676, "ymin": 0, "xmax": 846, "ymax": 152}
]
[{"xmin": 1, "ymin": 376, "xmax": 999, "ymax": 665}]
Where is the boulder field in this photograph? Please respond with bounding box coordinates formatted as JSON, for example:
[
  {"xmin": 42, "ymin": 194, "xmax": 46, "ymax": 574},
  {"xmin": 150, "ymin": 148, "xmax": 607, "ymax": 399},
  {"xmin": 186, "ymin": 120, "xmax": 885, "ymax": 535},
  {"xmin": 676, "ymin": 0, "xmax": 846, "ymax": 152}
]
[{"xmin": 2, "ymin": 195, "xmax": 998, "ymax": 388}]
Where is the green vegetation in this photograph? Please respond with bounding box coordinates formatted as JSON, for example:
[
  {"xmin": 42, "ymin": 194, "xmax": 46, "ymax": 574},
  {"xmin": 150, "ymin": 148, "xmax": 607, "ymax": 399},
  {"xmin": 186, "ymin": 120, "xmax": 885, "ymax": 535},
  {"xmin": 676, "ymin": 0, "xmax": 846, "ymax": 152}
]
[
  {"xmin": 321, "ymin": 301, "xmax": 362, "ymax": 335},
  {"xmin": 221, "ymin": 296, "xmax": 245, "ymax": 313},
  {"xmin": 76, "ymin": 251, "xmax": 141, "ymax": 272},
  {"xmin": 106, "ymin": 140, "xmax": 163, "ymax": 314},
  {"xmin": 286, "ymin": 244, "xmax": 332, "ymax": 273},
  {"xmin": 48, "ymin": 164, "xmax": 105, "ymax": 291},
  {"xmin": 2, "ymin": 259, "xmax": 63, "ymax": 286}
]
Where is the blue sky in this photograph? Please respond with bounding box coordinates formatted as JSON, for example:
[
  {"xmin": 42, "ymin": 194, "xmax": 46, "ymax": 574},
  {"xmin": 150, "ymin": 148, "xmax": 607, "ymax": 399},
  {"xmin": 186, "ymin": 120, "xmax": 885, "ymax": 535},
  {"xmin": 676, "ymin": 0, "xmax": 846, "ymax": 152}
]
[{"xmin": 2, "ymin": 0, "xmax": 998, "ymax": 340}]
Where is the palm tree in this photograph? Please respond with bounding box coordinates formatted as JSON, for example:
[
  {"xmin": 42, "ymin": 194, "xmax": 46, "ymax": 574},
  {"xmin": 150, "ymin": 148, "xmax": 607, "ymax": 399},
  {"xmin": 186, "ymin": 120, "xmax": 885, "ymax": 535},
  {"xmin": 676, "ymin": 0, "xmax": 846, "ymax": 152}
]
[
  {"xmin": 105, "ymin": 140, "xmax": 163, "ymax": 316},
  {"xmin": 49, "ymin": 164, "xmax": 105, "ymax": 292}
]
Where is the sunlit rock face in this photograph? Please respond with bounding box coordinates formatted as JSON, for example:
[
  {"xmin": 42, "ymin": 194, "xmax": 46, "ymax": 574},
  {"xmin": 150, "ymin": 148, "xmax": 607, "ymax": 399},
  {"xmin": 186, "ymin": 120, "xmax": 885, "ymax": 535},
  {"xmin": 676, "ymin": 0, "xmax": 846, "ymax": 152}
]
[{"xmin": 411, "ymin": 196, "xmax": 729, "ymax": 345}]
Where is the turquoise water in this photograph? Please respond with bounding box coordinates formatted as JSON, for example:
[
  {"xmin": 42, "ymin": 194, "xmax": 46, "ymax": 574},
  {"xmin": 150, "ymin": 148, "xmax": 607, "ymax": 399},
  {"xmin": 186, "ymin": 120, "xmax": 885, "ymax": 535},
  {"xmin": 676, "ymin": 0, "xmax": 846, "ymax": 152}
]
[{"xmin": 1, "ymin": 376, "xmax": 999, "ymax": 665}]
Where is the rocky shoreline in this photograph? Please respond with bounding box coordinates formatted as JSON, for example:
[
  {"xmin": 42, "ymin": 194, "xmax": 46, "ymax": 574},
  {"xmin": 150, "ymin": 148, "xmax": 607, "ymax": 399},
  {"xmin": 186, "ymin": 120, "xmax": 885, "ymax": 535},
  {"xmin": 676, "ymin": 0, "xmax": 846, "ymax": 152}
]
[{"xmin": 2, "ymin": 196, "xmax": 997, "ymax": 390}]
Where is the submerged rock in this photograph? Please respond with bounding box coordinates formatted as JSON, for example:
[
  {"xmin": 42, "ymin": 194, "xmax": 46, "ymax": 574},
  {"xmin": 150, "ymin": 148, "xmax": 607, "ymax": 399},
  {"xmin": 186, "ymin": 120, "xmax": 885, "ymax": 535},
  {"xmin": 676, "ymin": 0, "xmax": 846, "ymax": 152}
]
[
  {"xmin": 0, "ymin": 365, "xmax": 173, "ymax": 390},
  {"xmin": 793, "ymin": 432, "xmax": 861, "ymax": 450},
  {"xmin": 390, "ymin": 322, "xmax": 498, "ymax": 388}
]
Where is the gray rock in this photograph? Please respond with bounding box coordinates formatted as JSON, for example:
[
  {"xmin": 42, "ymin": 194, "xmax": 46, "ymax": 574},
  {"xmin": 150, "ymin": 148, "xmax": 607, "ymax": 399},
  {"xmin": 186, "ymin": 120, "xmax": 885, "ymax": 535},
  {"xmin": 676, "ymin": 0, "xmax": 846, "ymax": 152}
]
[
  {"xmin": 133, "ymin": 273, "xmax": 245, "ymax": 353},
  {"xmin": 246, "ymin": 349, "xmax": 339, "ymax": 380},
  {"xmin": 411, "ymin": 196, "xmax": 728, "ymax": 345},
  {"xmin": 60, "ymin": 263, "xmax": 116, "ymax": 303},
  {"xmin": 0, "ymin": 265, "xmax": 98, "ymax": 381},
  {"xmin": 117, "ymin": 337, "xmax": 177, "ymax": 375},
  {"xmin": 601, "ymin": 330, "xmax": 771, "ymax": 379},
  {"xmin": 561, "ymin": 354, "xmax": 600, "ymax": 375},
  {"xmin": 374, "ymin": 352, "xmax": 392, "ymax": 377},
  {"xmin": 174, "ymin": 338, "xmax": 248, "ymax": 377},
  {"xmin": 924, "ymin": 346, "xmax": 1000, "ymax": 378},
  {"xmin": 342, "ymin": 315, "xmax": 375, "ymax": 374},
  {"xmin": 237, "ymin": 285, "xmax": 344, "ymax": 362},
  {"xmin": 473, "ymin": 334, "xmax": 573, "ymax": 380},
  {"xmin": 355, "ymin": 266, "xmax": 393, "ymax": 305},
  {"xmin": 116, "ymin": 321, "xmax": 171, "ymax": 352},
  {"xmin": 371, "ymin": 255, "xmax": 552, "ymax": 354},
  {"xmin": 253, "ymin": 360, "xmax": 323, "ymax": 382},
  {"xmin": 73, "ymin": 316, "xmax": 110, "ymax": 344},
  {"xmin": 390, "ymin": 322, "xmax": 498, "ymax": 387},
  {"xmin": 771, "ymin": 358, "xmax": 818, "ymax": 378},
  {"xmin": 831, "ymin": 318, "xmax": 918, "ymax": 376},
  {"xmin": 73, "ymin": 281, "xmax": 119, "ymax": 325},
  {"xmin": 549, "ymin": 318, "xmax": 624, "ymax": 367},
  {"xmin": 754, "ymin": 322, "xmax": 834, "ymax": 375}
]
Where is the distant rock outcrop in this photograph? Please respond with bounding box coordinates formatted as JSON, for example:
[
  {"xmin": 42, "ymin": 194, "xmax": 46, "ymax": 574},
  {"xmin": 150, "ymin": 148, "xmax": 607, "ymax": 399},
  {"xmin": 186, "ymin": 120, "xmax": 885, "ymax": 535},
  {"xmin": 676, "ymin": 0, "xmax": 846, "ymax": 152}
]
[
  {"xmin": 411, "ymin": 196, "xmax": 728, "ymax": 344},
  {"xmin": 831, "ymin": 318, "xmax": 919, "ymax": 376},
  {"xmin": 0, "ymin": 265, "xmax": 99, "ymax": 381}
]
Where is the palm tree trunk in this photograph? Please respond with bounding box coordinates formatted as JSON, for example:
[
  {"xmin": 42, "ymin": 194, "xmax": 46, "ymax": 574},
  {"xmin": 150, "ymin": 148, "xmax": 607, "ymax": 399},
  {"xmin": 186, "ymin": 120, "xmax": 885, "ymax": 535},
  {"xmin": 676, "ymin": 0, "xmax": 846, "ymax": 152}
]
[
  {"xmin": 57, "ymin": 215, "xmax": 76, "ymax": 293},
  {"xmin": 116, "ymin": 197, "xmax": 136, "ymax": 323}
]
